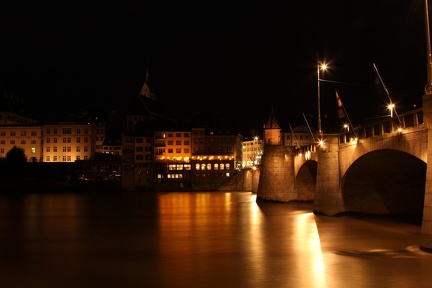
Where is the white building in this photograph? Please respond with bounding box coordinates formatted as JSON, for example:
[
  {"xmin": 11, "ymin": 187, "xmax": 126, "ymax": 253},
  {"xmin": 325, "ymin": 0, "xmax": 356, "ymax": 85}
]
[
  {"xmin": 0, "ymin": 125, "xmax": 43, "ymax": 161},
  {"xmin": 42, "ymin": 123, "xmax": 93, "ymax": 162}
]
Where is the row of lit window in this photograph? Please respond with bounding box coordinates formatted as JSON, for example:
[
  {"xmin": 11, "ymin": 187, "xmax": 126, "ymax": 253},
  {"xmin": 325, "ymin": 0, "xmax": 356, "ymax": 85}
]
[
  {"xmin": 46, "ymin": 137, "xmax": 89, "ymax": 143},
  {"xmin": 0, "ymin": 147, "xmax": 36, "ymax": 154},
  {"xmin": 168, "ymin": 164, "xmax": 192, "ymax": 170},
  {"xmin": 45, "ymin": 146, "xmax": 89, "ymax": 152},
  {"xmin": 195, "ymin": 163, "xmax": 230, "ymax": 170},
  {"xmin": 166, "ymin": 140, "xmax": 190, "ymax": 145},
  {"xmin": 46, "ymin": 155, "xmax": 89, "ymax": 162},
  {"xmin": 0, "ymin": 131, "xmax": 38, "ymax": 136},
  {"xmin": 1, "ymin": 140, "xmax": 37, "ymax": 145}
]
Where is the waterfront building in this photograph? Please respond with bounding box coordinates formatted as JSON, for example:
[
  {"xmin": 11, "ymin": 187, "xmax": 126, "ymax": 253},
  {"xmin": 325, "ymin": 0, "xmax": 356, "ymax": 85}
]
[
  {"xmin": 281, "ymin": 125, "xmax": 314, "ymax": 148},
  {"xmin": 0, "ymin": 125, "xmax": 43, "ymax": 161},
  {"xmin": 154, "ymin": 130, "xmax": 192, "ymax": 191},
  {"xmin": 190, "ymin": 127, "xmax": 243, "ymax": 191},
  {"xmin": 121, "ymin": 68, "xmax": 168, "ymax": 191},
  {"xmin": 42, "ymin": 123, "xmax": 93, "ymax": 162},
  {"xmin": 241, "ymin": 136, "xmax": 263, "ymax": 168}
]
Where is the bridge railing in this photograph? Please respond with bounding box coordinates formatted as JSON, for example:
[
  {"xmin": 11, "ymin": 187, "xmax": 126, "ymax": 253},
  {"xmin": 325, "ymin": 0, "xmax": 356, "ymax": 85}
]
[{"xmin": 339, "ymin": 108, "xmax": 424, "ymax": 144}]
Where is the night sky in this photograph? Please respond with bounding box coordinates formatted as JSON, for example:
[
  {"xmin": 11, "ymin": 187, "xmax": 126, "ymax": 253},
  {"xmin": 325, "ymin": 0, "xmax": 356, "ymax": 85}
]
[{"xmin": 0, "ymin": 1, "xmax": 428, "ymax": 131}]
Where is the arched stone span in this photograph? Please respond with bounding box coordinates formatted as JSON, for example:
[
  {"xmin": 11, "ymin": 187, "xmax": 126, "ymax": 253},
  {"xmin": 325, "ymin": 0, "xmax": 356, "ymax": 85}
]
[
  {"xmin": 295, "ymin": 160, "xmax": 317, "ymax": 201},
  {"xmin": 339, "ymin": 128, "xmax": 428, "ymax": 178},
  {"xmin": 342, "ymin": 149, "xmax": 426, "ymax": 215}
]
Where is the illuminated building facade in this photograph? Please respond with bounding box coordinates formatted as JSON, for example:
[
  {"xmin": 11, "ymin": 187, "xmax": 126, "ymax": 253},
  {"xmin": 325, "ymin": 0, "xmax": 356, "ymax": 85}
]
[
  {"xmin": 0, "ymin": 125, "xmax": 43, "ymax": 161},
  {"xmin": 42, "ymin": 123, "xmax": 93, "ymax": 162},
  {"xmin": 241, "ymin": 136, "xmax": 263, "ymax": 168},
  {"xmin": 154, "ymin": 130, "xmax": 192, "ymax": 191},
  {"xmin": 190, "ymin": 128, "xmax": 242, "ymax": 191}
]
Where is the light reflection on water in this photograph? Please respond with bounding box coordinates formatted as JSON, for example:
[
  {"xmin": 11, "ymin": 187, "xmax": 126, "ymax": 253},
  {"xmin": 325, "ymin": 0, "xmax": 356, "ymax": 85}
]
[{"xmin": 0, "ymin": 191, "xmax": 431, "ymax": 288}]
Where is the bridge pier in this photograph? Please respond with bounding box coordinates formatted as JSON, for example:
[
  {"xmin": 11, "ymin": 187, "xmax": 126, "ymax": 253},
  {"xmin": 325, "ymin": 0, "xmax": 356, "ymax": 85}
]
[
  {"xmin": 313, "ymin": 135, "xmax": 345, "ymax": 216},
  {"xmin": 421, "ymin": 93, "xmax": 432, "ymax": 252},
  {"xmin": 256, "ymin": 146, "xmax": 297, "ymax": 202}
]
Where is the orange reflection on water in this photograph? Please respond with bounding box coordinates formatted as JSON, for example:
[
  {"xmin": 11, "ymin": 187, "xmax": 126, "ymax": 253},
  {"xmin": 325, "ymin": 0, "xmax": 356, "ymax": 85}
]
[
  {"xmin": 156, "ymin": 192, "xmax": 267, "ymax": 286},
  {"xmin": 22, "ymin": 194, "xmax": 85, "ymax": 238},
  {"xmin": 294, "ymin": 212, "xmax": 327, "ymax": 288}
]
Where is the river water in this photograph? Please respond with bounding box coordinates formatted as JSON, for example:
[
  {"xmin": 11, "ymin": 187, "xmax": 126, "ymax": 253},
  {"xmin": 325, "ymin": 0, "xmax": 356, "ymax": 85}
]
[{"xmin": 0, "ymin": 191, "xmax": 431, "ymax": 288}]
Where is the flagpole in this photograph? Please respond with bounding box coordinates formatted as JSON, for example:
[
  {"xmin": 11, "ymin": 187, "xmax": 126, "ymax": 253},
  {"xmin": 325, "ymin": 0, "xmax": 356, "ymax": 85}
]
[
  {"xmin": 342, "ymin": 102, "xmax": 358, "ymax": 139},
  {"xmin": 303, "ymin": 112, "xmax": 316, "ymax": 143},
  {"xmin": 373, "ymin": 63, "xmax": 401, "ymax": 124},
  {"xmin": 336, "ymin": 90, "xmax": 358, "ymax": 139}
]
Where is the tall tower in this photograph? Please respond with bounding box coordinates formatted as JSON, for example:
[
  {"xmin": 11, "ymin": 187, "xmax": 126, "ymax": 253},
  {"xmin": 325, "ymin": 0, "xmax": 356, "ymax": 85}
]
[
  {"xmin": 263, "ymin": 105, "xmax": 281, "ymax": 146},
  {"xmin": 257, "ymin": 106, "xmax": 297, "ymax": 202}
]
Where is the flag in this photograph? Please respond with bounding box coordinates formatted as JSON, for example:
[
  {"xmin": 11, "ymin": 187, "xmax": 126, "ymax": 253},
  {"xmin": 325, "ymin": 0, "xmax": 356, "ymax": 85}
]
[{"xmin": 336, "ymin": 90, "xmax": 346, "ymax": 119}]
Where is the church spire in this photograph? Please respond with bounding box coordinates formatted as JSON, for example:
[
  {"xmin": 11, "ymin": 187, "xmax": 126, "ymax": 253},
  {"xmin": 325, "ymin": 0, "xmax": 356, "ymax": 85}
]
[
  {"xmin": 263, "ymin": 104, "xmax": 281, "ymax": 146},
  {"xmin": 263, "ymin": 103, "xmax": 280, "ymax": 129},
  {"xmin": 139, "ymin": 63, "xmax": 156, "ymax": 100}
]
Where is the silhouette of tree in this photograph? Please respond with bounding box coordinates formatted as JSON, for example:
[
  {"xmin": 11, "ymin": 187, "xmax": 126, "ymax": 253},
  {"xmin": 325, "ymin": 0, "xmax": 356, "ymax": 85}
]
[
  {"xmin": 5, "ymin": 146, "xmax": 27, "ymax": 176},
  {"xmin": 6, "ymin": 146, "xmax": 27, "ymax": 164}
]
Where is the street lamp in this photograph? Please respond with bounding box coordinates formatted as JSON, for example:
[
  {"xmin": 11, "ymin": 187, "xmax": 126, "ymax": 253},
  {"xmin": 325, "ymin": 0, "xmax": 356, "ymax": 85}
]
[
  {"xmin": 317, "ymin": 60, "xmax": 328, "ymax": 136},
  {"xmin": 388, "ymin": 103, "xmax": 395, "ymax": 118}
]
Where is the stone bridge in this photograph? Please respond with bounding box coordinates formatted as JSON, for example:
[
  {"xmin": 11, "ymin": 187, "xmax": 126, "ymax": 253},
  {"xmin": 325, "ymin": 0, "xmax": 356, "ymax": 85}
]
[{"xmin": 253, "ymin": 94, "xmax": 432, "ymax": 252}]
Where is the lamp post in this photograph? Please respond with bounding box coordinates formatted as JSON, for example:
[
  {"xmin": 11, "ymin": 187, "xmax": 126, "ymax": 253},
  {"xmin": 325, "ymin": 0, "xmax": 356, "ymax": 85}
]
[{"xmin": 317, "ymin": 59, "xmax": 327, "ymax": 136}]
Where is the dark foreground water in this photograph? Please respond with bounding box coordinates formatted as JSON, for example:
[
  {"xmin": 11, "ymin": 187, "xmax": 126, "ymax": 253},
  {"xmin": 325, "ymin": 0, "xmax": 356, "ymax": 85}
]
[{"xmin": 0, "ymin": 191, "xmax": 431, "ymax": 288}]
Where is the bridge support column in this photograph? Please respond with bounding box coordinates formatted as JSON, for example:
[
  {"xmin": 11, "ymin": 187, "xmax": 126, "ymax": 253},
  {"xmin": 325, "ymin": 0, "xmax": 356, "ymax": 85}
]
[
  {"xmin": 421, "ymin": 93, "xmax": 432, "ymax": 252},
  {"xmin": 313, "ymin": 135, "xmax": 345, "ymax": 216},
  {"xmin": 257, "ymin": 146, "xmax": 296, "ymax": 202}
]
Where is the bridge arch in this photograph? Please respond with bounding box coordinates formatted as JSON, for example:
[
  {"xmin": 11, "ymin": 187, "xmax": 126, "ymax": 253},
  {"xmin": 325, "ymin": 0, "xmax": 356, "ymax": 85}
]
[
  {"xmin": 295, "ymin": 160, "xmax": 317, "ymax": 201},
  {"xmin": 341, "ymin": 149, "xmax": 426, "ymax": 215}
]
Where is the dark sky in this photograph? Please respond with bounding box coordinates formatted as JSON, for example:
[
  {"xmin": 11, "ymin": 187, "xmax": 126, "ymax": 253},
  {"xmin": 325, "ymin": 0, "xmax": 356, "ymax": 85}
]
[{"xmin": 0, "ymin": 1, "xmax": 428, "ymax": 130}]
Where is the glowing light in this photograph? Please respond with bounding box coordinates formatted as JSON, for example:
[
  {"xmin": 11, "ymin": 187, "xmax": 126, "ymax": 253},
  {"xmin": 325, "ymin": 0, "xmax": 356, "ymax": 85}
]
[
  {"xmin": 398, "ymin": 127, "xmax": 403, "ymax": 133},
  {"xmin": 318, "ymin": 140, "xmax": 324, "ymax": 147},
  {"xmin": 388, "ymin": 103, "xmax": 395, "ymax": 118}
]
